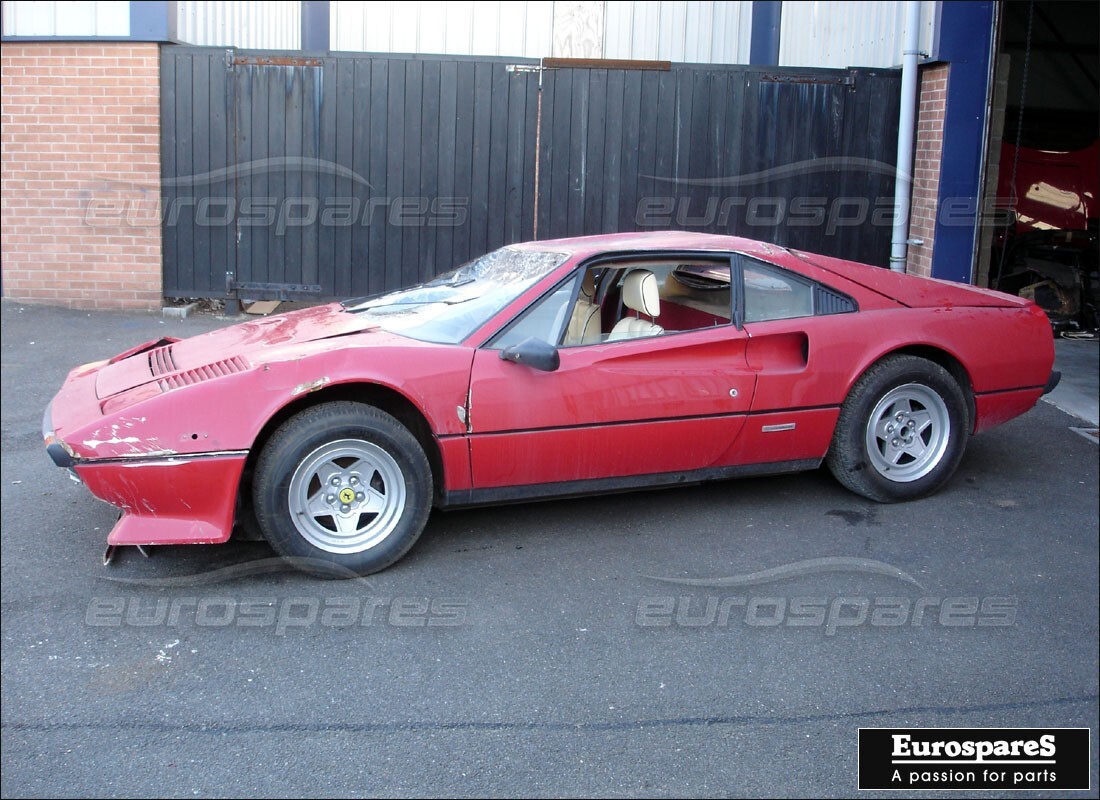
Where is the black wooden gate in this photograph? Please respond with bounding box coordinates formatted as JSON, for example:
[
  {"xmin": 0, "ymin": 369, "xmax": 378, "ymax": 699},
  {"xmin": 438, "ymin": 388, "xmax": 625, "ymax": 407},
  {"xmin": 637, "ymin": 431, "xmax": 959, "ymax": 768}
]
[{"xmin": 161, "ymin": 47, "xmax": 900, "ymax": 300}]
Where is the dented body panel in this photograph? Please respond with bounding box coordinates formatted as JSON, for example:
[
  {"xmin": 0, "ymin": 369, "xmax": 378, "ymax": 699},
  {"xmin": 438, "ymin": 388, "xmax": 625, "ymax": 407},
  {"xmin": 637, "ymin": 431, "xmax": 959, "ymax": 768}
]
[{"xmin": 44, "ymin": 232, "xmax": 1057, "ymax": 551}]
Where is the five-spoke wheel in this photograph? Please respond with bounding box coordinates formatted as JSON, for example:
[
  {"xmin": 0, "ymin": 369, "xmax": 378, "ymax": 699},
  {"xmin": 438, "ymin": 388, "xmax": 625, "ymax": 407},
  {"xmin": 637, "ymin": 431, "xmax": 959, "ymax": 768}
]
[
  {"xmin": 253, "ymin": 402, "xmax": 432, "ymax": 577},
  {"xmin": 828, "ymin": 356, "xmax": 968, "ymax": 502}
]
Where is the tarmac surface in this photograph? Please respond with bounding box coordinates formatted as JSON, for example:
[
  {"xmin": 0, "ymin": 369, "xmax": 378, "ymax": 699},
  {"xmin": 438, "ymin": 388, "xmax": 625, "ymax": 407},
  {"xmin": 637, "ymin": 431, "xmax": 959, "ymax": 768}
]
[{"xmin": 2, "ymin": 300, "xmax": 1097, "ymax": 798}]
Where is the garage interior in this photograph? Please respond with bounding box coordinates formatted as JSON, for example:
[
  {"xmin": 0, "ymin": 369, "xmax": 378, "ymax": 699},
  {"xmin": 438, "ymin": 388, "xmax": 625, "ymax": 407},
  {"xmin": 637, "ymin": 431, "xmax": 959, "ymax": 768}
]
[
  {"xmin": 983, "ymin": 0, "xmax": 1098, "ymax": 334},
  {"xmin": 982, "ymin": 0, "xmax": 1098, "ymax": 433}
]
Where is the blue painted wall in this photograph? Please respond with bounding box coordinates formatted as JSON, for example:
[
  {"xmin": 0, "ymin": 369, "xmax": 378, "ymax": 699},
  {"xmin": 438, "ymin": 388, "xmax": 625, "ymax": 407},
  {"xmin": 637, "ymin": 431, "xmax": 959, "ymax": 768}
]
[{"xmin": 930, "ymin": 1, "xmax": 997, "ymax": 283}]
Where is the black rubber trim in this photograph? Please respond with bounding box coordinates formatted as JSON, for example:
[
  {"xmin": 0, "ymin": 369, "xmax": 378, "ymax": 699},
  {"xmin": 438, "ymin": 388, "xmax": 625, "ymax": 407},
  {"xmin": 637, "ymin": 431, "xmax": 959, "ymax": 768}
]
[
  {"xmin": 42, "ymin": 402, "xmax": 74, "ymax": 468},
  {"xmin": 440, "ymin": 458, "xmax": 821, "ymax": 508},
  {"xmin": 447, "ymin": 404, "xmax": 839, "ymax": 439},
  {"xmin": 974, "ymin": 384, "xmax": 1050, "ymax": 398},
  {"xmin": 1043, "ymin": 371, "xmax": 1061, "ymax": 395}
]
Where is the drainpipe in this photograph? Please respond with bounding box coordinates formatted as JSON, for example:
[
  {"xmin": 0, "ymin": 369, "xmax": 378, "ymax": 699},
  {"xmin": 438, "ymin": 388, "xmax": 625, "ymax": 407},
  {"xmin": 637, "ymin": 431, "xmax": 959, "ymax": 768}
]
[{"xmin": 889, "ymin": 1, "xmax": 922, "ymax": 272}]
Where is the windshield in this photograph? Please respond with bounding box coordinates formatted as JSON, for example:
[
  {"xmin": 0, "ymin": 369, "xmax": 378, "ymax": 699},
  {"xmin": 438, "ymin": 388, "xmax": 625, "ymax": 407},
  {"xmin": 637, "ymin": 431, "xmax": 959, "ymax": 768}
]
[{"xmin": 343, "ymin": 246, "xmax": 569, "ymax": 344}]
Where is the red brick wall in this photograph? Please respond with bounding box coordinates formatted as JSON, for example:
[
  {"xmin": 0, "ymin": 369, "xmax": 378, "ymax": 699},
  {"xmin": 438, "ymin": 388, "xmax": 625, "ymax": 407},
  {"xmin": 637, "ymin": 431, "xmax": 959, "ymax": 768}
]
[
  {"xmin": 906, "ymin": 63, "xmax": 949, "ymax": 277},
  {"xmin": 1, "ymin": 43, "xmax": 162, "ymax": 310}
]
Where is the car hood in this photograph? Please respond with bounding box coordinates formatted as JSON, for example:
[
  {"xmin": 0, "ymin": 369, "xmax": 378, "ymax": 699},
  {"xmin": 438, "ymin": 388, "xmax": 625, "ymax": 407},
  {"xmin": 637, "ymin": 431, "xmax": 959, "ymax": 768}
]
[
  {"xmin": 790, "ymin": 250, "xmax": 1031, "ymax": 309},
  {"xmin": 95, "ymin": 303, "xmax": 389, "ymax": 399}
]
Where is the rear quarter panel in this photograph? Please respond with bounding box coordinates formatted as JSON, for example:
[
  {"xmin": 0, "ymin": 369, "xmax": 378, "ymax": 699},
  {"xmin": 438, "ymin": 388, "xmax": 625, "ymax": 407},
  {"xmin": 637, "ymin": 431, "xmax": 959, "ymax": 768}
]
[{"xmin": 750, "ymin": 303, "xmax": 1054, "ymax": 436}]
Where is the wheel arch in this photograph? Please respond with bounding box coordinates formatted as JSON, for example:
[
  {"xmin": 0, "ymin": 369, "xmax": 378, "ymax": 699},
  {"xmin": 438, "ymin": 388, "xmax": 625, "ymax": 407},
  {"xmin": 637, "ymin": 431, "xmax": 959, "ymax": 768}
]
[
  {"xmin": 237, "ymin": 382, "xmax": 446, "ymax": 533},
  {"xmin": 854, "ymin": 345, "xmax": 976, "ymax": 433}
]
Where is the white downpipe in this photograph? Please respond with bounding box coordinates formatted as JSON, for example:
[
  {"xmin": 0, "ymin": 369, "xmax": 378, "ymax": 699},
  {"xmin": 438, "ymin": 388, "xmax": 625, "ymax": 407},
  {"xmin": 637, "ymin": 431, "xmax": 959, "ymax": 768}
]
[{"xmin": 889, "ymin": 1, "xmax": 922, "ymax": 272}]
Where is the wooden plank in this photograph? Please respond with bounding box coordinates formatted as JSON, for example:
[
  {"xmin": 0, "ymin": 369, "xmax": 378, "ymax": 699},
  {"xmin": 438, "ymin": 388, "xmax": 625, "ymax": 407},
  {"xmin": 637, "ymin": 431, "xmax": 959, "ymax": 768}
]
[
  {"xmin": 160, "ymin": 50, "xmax": 179, "ymax": 294},
  {"xmin": 535, "ymin": 68, "xmax": 557, "ymax": 239},
  {"xmin": 347, "ymin": 58, "xmax": 370, "ymax": 297},
  {"xmin": 486, "ymin": 62, "xmax": 509, "ymax": 250},
  {"xmin": 300, "ymin": 64, "xmax": 322, "ymax": 289},
  {"xmin": 566, "ymin": 69, "xmax": 588, "ymax": 236},
  {"xmin": 548, "ymin": 68, "xmax": 573, "ymax": 238},
  {"xmin": 451, "ymin": 61, "xmax": 475, "ymax": 265},
  {"xmin": 367, "ymin": 58, "xmax": 388, "ymax": 295},
  {"xmin": 174, "ymin": 54, "xmax": 195, "ymax": 296},
  {"xmin": 247, "ymin": 64, "xmax": 271, "ymax": 289},
  {"xmin": 583, "ymin": 69, "xmax": 607, "ymax": 235},
  {"xmin": 503, "ymin": 64, "xmax": 528, "ymax": 244},
  {"xmin": 468, "ymin": 61, "xmax": 492, "ymax": 258},
  {"xmin": 191, "ymin": 54, "xmax": 212, "ymax": 294},
  {"xmin": 520, "ymin": 70, "xmax": 538, "ymax": 242},
  {"xmin": 231, "ymin": 61, "xmax": 251, "ymax": 294},
  {"xmin": 418, "ymin": 60, "xmax": 441, "ymax": 281},
  {"xmin": 601, "ymin": 68, "xmax": 625, "ymax": 235},
  {"xmin": 266, "ymin": 65, "xmax": 287, "ymax": 286},
  {"xmin": 208, "ymin": 53, "xmax": 231, "ymax": 296},
  {"xmin": 672, "ymin": 66, "xmax": 695, "ymax": 227},
  {"xmin": 401, "ymin": 58, "xmax": 423, "ymax": 288},
  {"xmin": 316, "ymin": 57, "xmax": 336, "ymax": 297},
  {"xmin": 619, "ymin": 69, "xmax": 643, "ymax": 232},
  {"xmin": 436, "ymin": 60, "xmax": 458, "ymax": 273},
  {"xmin": 283, "ymin": 66, "xmax": 305, "ymax": 288}
]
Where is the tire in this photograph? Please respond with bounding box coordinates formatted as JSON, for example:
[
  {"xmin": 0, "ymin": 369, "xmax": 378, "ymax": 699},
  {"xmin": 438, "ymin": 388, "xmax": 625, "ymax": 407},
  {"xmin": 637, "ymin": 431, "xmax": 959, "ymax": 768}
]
[
  {"xmin": 826, "ymin": 355, "xmax": 969, "ymax": 502},
  {"xmin": 252, "ymin": 402, "xmax": 432, "ymax": 577}
]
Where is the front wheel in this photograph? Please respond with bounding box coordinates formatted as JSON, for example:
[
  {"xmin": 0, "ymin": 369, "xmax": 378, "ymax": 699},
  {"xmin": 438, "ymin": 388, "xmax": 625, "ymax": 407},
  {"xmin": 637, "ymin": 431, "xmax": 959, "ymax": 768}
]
[
  {"xmin": 827, "ymin": 355, "xmax": 969, "ymax": 502},
  {"xmin": 252, "ymin": 402, "xmax": 432, "ymax": 577}
]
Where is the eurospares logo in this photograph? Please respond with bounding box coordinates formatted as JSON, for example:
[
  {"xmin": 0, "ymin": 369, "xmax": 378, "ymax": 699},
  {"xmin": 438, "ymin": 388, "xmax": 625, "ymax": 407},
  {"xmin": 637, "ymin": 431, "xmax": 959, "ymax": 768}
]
[{"xmin": 858, "ymin": 728, "xmax": 1091, "ymax": 791}]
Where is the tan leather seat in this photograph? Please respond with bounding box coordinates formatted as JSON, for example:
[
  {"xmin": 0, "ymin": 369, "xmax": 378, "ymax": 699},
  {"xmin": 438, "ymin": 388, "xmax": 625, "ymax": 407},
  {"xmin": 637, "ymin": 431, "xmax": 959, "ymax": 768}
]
[
  {"xmin": 564, "ymin": 270, "xmax": 602, "ymax": 345},
  {"xmin": 608, "ymin": 270, "xmax": 663, "ymax": 341}
]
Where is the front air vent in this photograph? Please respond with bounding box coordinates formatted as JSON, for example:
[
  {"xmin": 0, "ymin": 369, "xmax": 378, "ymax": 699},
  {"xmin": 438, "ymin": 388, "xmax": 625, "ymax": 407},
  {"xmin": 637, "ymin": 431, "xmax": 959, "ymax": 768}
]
[
  {"xmin": 157, "ymin": 356, "xmax": 250, "ymax": 391},
  {"xmin": 148, "ymin": 345, "xmax": 177, "ymax": 377}
]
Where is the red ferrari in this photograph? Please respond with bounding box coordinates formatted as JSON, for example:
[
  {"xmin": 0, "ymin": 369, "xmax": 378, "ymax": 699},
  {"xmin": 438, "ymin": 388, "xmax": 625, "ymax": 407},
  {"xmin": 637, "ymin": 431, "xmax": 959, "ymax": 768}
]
[{"xmin": 44, "ymin": 232, "xmax": 1059, "ymax": 576}]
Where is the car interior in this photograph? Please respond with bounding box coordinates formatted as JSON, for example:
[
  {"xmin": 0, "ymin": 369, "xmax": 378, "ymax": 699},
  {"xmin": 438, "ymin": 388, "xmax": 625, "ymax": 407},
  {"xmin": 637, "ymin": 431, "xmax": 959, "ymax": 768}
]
[
  {"xmin": 561, "ymin": 260, "xmax": 733, "ymax": 346},
  {"xmin": 491, "ymin": 255, "xmax": 824, "ymax": 352}
]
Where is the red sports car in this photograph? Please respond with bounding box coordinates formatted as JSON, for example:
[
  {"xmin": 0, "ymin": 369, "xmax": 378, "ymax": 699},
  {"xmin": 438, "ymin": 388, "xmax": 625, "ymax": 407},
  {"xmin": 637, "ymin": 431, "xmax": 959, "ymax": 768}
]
[{"xmin": 44, "ymin": 231, "xmax": 1059, "ymax": 576}]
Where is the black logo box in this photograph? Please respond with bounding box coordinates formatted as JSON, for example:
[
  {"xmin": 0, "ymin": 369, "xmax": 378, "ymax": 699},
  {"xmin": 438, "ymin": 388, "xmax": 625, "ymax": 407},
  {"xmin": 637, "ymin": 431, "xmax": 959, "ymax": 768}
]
[{"xmin": 858, "ymin": 728, "xmax": 1091, "ymax": 791}]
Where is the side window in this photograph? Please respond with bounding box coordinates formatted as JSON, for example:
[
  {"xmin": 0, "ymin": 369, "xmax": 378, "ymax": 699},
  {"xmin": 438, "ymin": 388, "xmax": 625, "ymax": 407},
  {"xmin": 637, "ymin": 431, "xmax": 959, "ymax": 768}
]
[
  {"xmin": 742, "ymin": 261, "xmax": 814, "ymax": 323},
  {"xmin": 488, "ymin": 275, "xmax": 579, "ymax": 350},
  {"xmin": 594, "ymin": 261, "xmax": 733, "ymax": 344},
  {"xmin": 490, "ymin": 258, "xmax": 739, "ymax": 351}
]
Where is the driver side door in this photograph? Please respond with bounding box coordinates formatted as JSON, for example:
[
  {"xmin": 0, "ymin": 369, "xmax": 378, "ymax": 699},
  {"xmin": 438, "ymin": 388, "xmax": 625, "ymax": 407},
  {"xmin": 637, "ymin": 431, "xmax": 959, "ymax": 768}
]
[{"xmin": 465, "ymin": 256, "xmax": 758, "ymax": 490}]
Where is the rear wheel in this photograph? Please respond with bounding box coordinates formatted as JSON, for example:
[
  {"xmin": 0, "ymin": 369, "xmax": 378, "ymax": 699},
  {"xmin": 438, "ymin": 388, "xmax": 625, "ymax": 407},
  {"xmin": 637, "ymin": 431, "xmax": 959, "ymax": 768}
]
[
  {"xmin": 827, "ymin": 355, "xmax": 969, "ymax": 502},
  {"xmin": 253, "ymin": 402, "xmax": 432, "ymax": 577}
]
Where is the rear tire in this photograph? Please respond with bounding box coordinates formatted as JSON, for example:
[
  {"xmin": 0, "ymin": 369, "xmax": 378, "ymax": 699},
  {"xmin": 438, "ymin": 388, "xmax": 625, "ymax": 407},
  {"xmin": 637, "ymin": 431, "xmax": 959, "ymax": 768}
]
[
  {"xmin": 252, "ymin": 402, "xmax": 432, "ymax": 577},
  {"xmin": 827, "ymin": 355, "xmax": 969, "ymax": 502}
]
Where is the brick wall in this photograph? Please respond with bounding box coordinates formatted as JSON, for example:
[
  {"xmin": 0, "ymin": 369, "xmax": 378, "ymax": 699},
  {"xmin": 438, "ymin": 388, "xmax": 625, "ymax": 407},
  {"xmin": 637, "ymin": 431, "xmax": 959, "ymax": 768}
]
[
  {"xmin": 1, "ymin": 43, "xmax": 162, "ymax": 310},
  {"xmin": 906, "ymin": 63, "xmax": 949, "ymax": 277}
]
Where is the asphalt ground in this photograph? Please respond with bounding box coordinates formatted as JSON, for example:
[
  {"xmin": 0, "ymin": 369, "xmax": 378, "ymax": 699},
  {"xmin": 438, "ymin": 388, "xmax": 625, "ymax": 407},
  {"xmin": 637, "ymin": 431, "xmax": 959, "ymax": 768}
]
[{"xmin": 2, "ymin": 300, "xmax": 1097, "ymax": 798}]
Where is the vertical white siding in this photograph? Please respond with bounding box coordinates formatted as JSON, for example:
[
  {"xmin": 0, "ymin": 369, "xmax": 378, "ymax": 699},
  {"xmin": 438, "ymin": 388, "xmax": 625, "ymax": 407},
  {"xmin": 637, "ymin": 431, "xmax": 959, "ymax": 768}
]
[
  {"xmin": 175, "ymin": 1, "xmax": 300, "ymax": 49},
  {"xmin": 604, "ymin": 1, "xmax": 753, "ymax": 64},
  {"xmin": 779, "ymin": 0, "xmax": 937, "ymax": 69},
  {"xmin": 2, "ymin": 1, "xmax": 129, "ymax": 37},
  {"xmin": 330, "ymin": 0, "xmax": 554, "ymax": 58}
]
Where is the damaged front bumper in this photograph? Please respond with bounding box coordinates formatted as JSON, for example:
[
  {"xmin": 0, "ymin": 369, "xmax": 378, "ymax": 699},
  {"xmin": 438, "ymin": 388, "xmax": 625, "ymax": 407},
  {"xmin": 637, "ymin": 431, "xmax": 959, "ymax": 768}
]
[{"xmin": 43, "ymin": 399, "xmax": 246, "ymax": 547}]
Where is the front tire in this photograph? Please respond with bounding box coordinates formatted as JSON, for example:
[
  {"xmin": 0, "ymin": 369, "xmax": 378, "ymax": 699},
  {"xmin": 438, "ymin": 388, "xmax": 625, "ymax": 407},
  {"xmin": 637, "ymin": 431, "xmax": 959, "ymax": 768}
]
[
  {"xmin": 253, "ymin": 402, "xmax": 432, "ymax": 577},
  {"xmin": 827, "ymin": 355, "xmax": 969, "ymax": 502}
]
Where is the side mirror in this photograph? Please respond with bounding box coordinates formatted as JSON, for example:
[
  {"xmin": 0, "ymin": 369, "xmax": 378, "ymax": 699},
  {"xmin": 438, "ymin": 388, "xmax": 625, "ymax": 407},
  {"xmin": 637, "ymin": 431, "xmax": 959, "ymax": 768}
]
[{"xmin": 499, "ymin": 337, "xmax": 560, "ymax": 372}]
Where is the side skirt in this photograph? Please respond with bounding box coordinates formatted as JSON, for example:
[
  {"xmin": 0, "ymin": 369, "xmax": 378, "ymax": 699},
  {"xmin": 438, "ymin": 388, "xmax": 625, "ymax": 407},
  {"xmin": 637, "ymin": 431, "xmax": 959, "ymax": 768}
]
[{"xmin": 439, "ymin": 458, "xmax": 822, "ymax": 509}]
